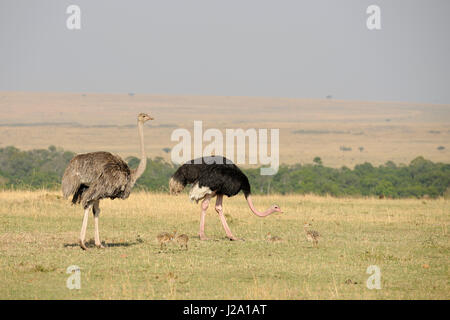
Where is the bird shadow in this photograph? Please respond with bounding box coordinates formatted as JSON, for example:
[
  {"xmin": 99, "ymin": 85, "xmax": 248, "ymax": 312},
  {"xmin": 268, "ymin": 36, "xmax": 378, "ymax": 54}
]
[
  {"xmin": 63, "ymin": 239, "xmax": 139, "ymax": 249},
  {"xmin": 157, "ymin": 247, "xmax": 187, "ymax": 254},
  {"xmin": 304, "ymin": 245, "xmax": 320, "ymax": 249},
  {"xmin": 106, "ymin": 241, "xmax": 139, "ymax": 248},
  {"xmin": 196, "ymin": 236, "xmax": 246, "ymax": 242}
]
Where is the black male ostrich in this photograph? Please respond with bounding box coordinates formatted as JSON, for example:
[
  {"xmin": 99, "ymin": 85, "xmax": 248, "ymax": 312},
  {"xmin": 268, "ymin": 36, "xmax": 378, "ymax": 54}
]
[
  {"xmin": 61, "ymin": 113, "xmax": 154, "ymax": 250},
  {"xmin": 169, "ymin": 156, "xmax": 282, "ymax": 240}
]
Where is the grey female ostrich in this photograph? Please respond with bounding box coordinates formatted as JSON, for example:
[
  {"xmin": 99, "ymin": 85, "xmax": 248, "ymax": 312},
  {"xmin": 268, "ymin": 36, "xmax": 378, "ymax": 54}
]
[
  {"xmin": 62, "ymin": 113, "xmax": 154, "ymax": 250},
  {"xmin": 169, "ymin": 156, "xmax": 282, "ymax": 240}
]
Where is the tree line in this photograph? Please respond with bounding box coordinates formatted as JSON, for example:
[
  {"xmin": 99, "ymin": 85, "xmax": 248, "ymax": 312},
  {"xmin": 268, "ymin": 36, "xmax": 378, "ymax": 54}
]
[{"xmin": 0, "ymin": 146, "xmax": 449, "ymax": 198}]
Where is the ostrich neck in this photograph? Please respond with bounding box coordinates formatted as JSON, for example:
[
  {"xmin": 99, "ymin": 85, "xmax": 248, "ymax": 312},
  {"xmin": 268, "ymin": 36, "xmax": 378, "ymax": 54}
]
[
  {"xmin": 246, "ymin": 195, "xmax": 273, "ymax": 217},
  {"xmin": 130, "ymin": 121, "xmax": 146, "ymax": 185}
]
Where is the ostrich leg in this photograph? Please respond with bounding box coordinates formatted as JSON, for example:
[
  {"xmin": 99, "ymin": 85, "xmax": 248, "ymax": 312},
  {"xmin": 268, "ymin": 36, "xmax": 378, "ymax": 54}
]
[
  {"xmin": 80, "ymin": 204, "xmax": 93, "ymax": 250},
  {"xmin": 215, "ymin": 194, "xmax": 238, "ymax": 241},
  {"xmin": 199, "ymin": 195, "xmax": 211, "ymax": 240},
  {"xmin": 93, "ymin": 200, "xmax": 105, "ymax": 248}
]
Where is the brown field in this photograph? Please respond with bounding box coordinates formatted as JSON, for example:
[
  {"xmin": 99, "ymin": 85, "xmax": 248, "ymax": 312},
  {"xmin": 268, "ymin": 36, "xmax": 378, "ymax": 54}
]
[{"xmin": 0, "ymin": 91, "xmax": 449, "ymax": 167}]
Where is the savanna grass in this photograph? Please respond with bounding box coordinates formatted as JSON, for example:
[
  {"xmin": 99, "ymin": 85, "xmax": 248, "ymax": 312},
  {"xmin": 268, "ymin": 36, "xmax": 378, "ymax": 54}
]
[{"xmin": 0, "ymin": 190, "xmax": 448, "ymax": 299}]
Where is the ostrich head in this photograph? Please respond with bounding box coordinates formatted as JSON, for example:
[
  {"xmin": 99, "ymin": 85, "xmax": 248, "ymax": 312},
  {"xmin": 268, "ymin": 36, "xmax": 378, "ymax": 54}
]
[
  {"xmin": 169, "ymin": 177, "xmax": 185, "ymax": 195},
  {"xmin": 271, "ymin": 204, "xmax": 283, "ymax": 213},
  {"xmin": 138, "ymin": 113, "xmax": 154, "ymax": 123}
]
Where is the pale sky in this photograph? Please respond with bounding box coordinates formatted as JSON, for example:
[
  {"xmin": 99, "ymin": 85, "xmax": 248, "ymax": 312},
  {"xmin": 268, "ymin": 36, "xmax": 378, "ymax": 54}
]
[{"xmin": 1, "ymin": 0, "xmax": 449, "ymax": 104}]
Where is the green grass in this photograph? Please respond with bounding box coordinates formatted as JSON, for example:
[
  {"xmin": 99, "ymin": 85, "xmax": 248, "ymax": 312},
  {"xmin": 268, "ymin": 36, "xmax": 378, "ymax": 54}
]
[{"xmin": 0, "ymin": 191, "xmax": 448, "ymax": 299}]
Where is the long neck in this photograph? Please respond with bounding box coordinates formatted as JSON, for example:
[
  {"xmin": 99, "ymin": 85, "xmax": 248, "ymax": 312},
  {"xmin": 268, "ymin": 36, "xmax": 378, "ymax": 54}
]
[
  {"xmin": 246, "ymin": 195, "xmax": 274, "ymax": 217},
  {"xmin": 130, "ymin": 120, "xmax": 146, "ymax": 185}
]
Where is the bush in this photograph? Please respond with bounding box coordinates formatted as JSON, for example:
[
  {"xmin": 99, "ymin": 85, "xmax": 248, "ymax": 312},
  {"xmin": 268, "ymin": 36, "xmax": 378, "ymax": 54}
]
[{"xmin": 1, "ymin": 146, "xmax": 449, "ymax": 198}]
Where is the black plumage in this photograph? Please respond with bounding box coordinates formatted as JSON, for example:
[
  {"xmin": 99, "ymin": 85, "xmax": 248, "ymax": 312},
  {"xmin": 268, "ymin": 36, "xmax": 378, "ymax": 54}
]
[{"xmin": 170, "ymin": 156, "xmax": 251, "ymax": 198}]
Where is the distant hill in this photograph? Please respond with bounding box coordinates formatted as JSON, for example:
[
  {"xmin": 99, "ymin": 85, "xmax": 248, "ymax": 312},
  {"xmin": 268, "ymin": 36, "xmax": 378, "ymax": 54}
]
[{"xmin": 0, "ymin": 92, "xmax": 449, "ymax": 167}]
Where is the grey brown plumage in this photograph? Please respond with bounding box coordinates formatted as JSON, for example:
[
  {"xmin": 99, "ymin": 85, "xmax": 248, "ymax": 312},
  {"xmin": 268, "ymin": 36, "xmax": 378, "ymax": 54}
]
[
  {"xmin": 62, "ymin": 151, "xmax": 133, "ymax": 208},
  {"xmin": 62, "ymin": 113, "xmax": 153, "ymax": 250}
]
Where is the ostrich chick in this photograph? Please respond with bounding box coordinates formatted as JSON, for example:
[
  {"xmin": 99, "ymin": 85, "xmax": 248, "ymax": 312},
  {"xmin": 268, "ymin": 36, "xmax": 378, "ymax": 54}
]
[
  {"xmin": 156, "ymin": 230, "xmax": 176, "ymax": 250},
  {"xmin": 303, "ymin": 223, "xmax": 320, "ymax": 247},
  {"xmin": 175, "ymin": 234, "xmax": 189, "ymax": 250},
  {"xmin": 266, "ymin": 232, "xmax": 283, "ymax": 242}
]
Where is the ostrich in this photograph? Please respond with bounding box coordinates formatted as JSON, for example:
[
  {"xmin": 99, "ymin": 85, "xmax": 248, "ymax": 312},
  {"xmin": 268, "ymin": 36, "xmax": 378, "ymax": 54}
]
[
  {"xmin": 61, "ymin": 113, "xmax": 154, "ymax": 250},
  {"xmin": 175, "ymin": 234, "xmax": 189, "ymax": 250},
  {"xmin": 303, "ymin": 223, "xmax": 320, "ymax": 247},
  {"xmin": 156, "ymin": 230, "xmax": 177, "ymax": 250},
  {"xmin": 266, "ymin": 232, "xmax": 282, "ymax": 242},
  {"xmin": 169, "ymin": 156, "xmax": 282, "ymax": 241}
]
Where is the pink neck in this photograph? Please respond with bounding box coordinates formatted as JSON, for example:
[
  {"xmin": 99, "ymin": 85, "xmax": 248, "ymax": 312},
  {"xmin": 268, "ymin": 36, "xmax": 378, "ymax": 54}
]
[{"xmin": 246, "ymin": 195, "xmax": 274, "ymax": 217}]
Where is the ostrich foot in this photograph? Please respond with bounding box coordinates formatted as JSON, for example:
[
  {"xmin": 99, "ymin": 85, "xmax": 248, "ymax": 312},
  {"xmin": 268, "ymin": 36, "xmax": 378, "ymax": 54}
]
[
  {"xmin": 79, "ymin": 240, "xmax": 88, "ymax": 250},
  {"xmin": 95, "ymin": 243, "xmax": 105, "ymax": 249},
  {"xmin": 199, "ymin": 234, "xmax": 209, "ymax": 241}
]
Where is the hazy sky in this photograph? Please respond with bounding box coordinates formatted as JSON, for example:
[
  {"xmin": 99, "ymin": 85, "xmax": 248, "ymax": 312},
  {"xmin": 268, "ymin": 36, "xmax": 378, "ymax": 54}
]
[{"xmin": 1, "ymin": 0, "xmax": 449, "ymax": 104}]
